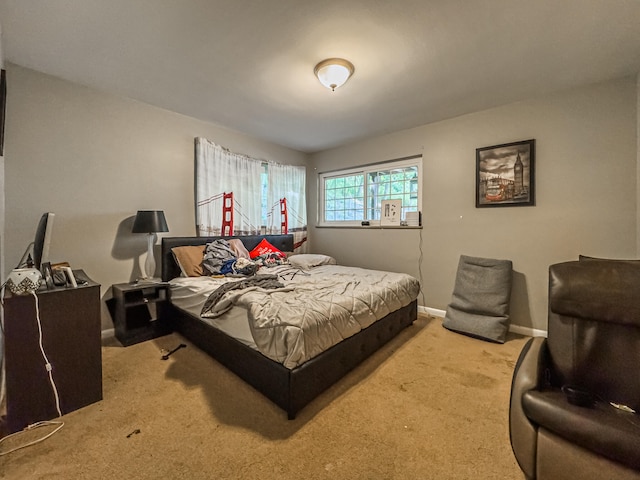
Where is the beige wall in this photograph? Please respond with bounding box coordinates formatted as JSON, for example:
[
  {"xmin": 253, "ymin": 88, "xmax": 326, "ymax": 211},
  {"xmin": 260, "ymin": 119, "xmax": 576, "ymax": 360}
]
[
  {"xmin": 4, "ymin": 63, "xmax": 638, "ymax": 334},
  {"xmin": 309, "ymin": 77, "xmax": 638, "ymax": 333},
  {"xmin": 4, "ymin": 64, "xmax": 307, "ymax": 329}
]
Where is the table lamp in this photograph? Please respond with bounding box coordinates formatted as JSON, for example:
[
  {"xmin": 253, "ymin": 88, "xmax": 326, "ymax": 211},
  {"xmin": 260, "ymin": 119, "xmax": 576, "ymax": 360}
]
[{"xmin": 132, "ymin": 210, "xmax": 169, "ymax": 279}]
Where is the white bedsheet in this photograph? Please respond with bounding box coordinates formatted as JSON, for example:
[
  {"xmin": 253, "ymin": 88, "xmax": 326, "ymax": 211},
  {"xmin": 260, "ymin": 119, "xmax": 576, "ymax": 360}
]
[
  {"xmin": 169, "ymin": 276, "xmax": 257, "ymax": 348},
  {"xmin": 170, "ymin": 265, "xmax": 420, "ymax": 369}
]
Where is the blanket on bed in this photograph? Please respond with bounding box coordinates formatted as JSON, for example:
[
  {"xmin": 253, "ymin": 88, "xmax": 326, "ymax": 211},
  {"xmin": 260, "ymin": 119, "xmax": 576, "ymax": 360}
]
[
  {"xmin": 200, "ymin": 265, "xmax": 420, "ymax": 369},
  {"xmin": 200, "ymin": 274, "xmax": 286, "ymax": 318}
]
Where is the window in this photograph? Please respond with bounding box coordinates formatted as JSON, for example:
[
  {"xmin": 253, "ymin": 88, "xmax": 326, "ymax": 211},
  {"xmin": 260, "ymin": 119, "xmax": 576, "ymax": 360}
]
[
  {"xmin": 195, "ymin": 137, "xmax": 306, "ymax": 241},
  {"xmin": 318, "ymin": 156, "xmax": 422, "ymax": 226}
]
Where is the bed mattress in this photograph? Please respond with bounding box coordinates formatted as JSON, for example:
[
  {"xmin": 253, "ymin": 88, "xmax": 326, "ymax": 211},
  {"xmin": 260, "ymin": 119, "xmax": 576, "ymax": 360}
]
[
  {"xmin": 169, "ymin": 264, "xmax": 420, "ymax": 369},
  {"xmin": 169, "ymin": 276, "xmax": 258, "ymax": 348}
]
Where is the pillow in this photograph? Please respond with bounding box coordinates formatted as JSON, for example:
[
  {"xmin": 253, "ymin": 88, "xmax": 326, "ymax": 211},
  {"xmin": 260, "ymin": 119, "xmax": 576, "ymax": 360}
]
[
  {"xmin": 288, "ymin": 254, "xmax": 337, "ymax": 269},
  {"xmin": 442, "ymin": 255, "xmax": 513, "ymax": 343},
  {"xmin": 228, "ymin": 239, "xmax": 251, "ymax": 259},
  {"xmin": 249, "ymin": 238, "xmax": 285, "ymax": 260},
  {"xmin": 171, "ymin": 245, "xmax": 206, "ymax": 277}
]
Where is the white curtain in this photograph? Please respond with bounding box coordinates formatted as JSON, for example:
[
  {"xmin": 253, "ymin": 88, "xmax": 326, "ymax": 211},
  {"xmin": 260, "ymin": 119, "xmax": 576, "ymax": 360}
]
[
  {"xmin": 267, "ymin": 162, "xmax": 308, "ymax": 252},
  {"xmin": 195, "ymin": 137, "xmax": 262, "ymax": 236}
]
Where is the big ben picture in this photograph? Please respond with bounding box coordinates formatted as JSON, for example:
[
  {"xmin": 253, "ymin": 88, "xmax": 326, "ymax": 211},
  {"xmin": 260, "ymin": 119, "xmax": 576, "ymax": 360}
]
[{"xmin": 476, "ymin": 139, "xmax": 535, "ymax": 208}]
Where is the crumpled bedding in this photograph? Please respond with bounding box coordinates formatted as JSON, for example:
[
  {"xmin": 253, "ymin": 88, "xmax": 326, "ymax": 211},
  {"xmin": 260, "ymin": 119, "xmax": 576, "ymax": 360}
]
[
  {"xmin": 172, "ymin": 264, "xmax": 420, "ymax": 369},
  {"xmin": 200, "ymin": 274, "xmax": 288, "ymax": 318}
]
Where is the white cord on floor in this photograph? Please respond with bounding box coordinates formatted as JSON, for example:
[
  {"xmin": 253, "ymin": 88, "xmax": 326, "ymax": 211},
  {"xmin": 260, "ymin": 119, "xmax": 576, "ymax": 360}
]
[
  {"xmin": 0, "ymin": 420, "xmax": 64, "ymax": 456},
  {"xmin": 0, "ymin": 290, "xmax": 64, "ymax": 456}
]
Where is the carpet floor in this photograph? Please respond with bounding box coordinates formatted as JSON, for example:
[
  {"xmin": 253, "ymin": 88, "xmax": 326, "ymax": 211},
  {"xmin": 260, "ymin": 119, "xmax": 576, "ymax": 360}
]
[{"xmin": 1, "ymin": 314, "xmax": 529, "ymax": 479}]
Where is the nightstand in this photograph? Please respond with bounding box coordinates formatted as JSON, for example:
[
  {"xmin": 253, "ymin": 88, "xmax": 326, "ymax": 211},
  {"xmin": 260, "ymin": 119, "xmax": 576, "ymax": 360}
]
[{"xmin": 112, "ymin": 282, "xmax": 172, "ymax": 346}]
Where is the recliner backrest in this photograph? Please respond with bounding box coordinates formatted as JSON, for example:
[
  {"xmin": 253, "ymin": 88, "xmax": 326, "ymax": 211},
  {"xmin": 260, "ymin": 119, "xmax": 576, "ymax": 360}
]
[{"xmin": 547, "ymin": 260, "xmax": 640, "ymax": 411}]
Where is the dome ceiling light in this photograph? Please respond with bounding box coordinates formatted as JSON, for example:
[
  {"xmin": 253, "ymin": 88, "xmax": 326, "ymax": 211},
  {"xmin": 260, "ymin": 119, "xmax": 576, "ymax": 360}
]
[{"xmin": 314, "ymin": 58, "xmax": 355, "ymax": 91}]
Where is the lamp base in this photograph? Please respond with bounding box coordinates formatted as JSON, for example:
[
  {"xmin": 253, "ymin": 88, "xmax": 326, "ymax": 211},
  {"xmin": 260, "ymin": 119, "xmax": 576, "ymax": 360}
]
[{"xmin": 143, "ymin": 233, "xmax": 156, "ymax": 279}]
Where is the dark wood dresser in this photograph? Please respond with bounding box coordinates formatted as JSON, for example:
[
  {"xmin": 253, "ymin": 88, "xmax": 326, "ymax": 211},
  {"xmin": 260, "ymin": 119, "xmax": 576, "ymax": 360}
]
[{"xmin": 3, "ymin": 270, "xmax": 102, "ymax": 433}]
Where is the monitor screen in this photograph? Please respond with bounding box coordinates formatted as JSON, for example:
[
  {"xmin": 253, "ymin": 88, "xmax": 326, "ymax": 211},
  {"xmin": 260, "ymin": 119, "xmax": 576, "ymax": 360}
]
[{"xmin": 32, "ymin": 212, "xmax": 55, "ymax": 270}]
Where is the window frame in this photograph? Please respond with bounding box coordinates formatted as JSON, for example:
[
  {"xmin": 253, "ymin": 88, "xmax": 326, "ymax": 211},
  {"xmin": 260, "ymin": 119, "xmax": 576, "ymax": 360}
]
[{"xmin": 317, "ymin": 155, "xmax": 422, "ymax": 228}]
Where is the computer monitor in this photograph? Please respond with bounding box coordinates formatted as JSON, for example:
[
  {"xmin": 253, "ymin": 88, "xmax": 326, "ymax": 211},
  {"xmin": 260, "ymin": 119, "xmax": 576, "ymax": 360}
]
[{"xmin": 32, "ymin": 212, "xmax": 55, "ymax": 270}]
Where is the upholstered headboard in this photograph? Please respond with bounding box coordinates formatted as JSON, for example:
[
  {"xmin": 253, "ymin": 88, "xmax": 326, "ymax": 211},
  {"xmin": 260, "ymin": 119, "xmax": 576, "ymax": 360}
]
[{"xmin": 161, "ymin": 234, "xmax": 294, "ymax": 281}]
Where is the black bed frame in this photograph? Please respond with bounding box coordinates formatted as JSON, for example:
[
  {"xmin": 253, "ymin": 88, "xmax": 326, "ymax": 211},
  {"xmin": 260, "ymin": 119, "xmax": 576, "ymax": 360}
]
[{"xmin": 161, "ymin": 234, "xmax": 417, "ymax": 419}]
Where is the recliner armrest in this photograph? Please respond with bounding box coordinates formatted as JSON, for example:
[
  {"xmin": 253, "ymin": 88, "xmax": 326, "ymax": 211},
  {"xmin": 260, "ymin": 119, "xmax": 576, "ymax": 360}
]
[
  {"xmin": 523, "ymin": 390, "xmax": 640, "ymax": 471},
  {"xmin": 510, "ymin": 337, "xmax": 548, "ymax": 479}
]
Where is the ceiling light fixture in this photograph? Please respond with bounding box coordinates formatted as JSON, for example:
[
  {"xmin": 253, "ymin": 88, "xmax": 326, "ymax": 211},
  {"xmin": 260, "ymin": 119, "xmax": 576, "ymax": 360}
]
[{"xmin": 314, "ymin": 58, "xmax": 355, "ymax": 91}]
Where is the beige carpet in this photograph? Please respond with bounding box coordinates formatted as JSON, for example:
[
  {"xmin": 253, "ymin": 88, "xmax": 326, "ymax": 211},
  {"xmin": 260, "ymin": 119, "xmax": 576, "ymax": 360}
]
[{"xmin": 1, "ymin": 314, "xmax": 529, "ymax": 479}]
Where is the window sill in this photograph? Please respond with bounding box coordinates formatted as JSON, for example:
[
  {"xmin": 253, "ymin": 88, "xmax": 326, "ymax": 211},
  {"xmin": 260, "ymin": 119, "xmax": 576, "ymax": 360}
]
[{"xmin": 316, "ymin": 225, "xmax": 422, "ymax": 230}]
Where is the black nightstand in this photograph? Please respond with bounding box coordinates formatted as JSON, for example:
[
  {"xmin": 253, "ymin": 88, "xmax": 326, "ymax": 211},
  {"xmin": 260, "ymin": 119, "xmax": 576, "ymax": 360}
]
[{"xmin": 112, "ymin": 282, "xmax": 172, "ymax": 346}]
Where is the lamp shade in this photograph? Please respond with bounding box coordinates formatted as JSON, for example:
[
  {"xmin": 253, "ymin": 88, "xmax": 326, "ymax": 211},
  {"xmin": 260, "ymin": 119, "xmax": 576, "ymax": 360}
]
[
  {"xmin": 314, "ymin": 58, "xmax": 355, "ymax": 91},
  {"xmin": 132, "ymin": 210, "xmax": 169, "ymax": 233}
]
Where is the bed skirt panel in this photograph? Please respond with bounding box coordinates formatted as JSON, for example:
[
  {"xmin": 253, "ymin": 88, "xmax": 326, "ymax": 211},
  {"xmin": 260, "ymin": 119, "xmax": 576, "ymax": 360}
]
[{"xmin": 165, "ymin": 300, "xmax": 417, "ymax": 419}]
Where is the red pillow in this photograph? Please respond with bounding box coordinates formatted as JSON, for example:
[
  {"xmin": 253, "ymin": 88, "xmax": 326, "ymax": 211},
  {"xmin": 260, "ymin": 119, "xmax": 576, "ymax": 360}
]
[{"xmin": 249, "ymin": 238, "xmax": 285, "ymax": 259}]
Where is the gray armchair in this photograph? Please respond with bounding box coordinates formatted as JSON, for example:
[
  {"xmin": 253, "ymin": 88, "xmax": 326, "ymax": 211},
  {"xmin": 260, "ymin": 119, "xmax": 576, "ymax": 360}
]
[{"xmin": 510, "ymin": 259, "xmax": 640, "ymax": 480}]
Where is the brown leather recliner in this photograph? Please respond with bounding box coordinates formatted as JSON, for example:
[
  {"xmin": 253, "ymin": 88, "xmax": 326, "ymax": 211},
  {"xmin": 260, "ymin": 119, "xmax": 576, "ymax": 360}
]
[{"xmin": 510, "ymin": 259, "xmax": 640, "ymax": 480}]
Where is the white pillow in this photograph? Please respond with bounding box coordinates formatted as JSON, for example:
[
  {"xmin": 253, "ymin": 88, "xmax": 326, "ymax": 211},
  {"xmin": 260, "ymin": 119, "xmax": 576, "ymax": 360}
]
[{"xmin": 287, "ymin": 254, "xmax": 337, "ymax": 269}]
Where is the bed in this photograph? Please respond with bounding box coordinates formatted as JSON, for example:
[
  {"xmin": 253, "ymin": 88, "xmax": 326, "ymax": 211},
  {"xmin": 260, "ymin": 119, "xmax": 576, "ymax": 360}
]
[{"xmin": 160, "ymin": 234, "xmax": 419, "ymax": 419}]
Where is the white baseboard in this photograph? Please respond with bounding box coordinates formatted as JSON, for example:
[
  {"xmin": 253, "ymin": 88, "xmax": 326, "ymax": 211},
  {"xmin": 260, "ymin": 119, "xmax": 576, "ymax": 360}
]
[
  {"xmin": 508, "ymin": 324, "xmax": 547, "ymax": 338},
  {"xmin": 419, "ymin": 305, "xmax": 446, "ymax": 318},
  {"xmin": 418, "ymin": 305, "xmax": 547, "ymax": 338},
  {"xmin": 100, "ymin": 307, "xmax": 547, "ymax": 339},
  {"xmin": 101, "ymin": 328, "xmax": 115, "ymax": 340}
]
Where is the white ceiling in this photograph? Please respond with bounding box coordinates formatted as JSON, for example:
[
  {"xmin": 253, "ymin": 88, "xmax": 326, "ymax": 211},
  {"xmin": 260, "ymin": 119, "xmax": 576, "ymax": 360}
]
[{"xmin": 1, "ymin": 0, "xmax": 639, "ymax": 153}]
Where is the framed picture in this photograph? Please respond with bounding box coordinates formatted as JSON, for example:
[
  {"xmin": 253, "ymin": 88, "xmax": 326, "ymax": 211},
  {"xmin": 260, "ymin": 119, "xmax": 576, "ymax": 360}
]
[
  {"xmin": 0, "ymin": 69, "xmax": 5, "ymax": 156},
  {"xmin": 380, "ymin": 199, "xmax": 402, "ymax": 226},
  {"xmin": 476, "ymin": 139, "xmax": 535, "ymax": 208}
]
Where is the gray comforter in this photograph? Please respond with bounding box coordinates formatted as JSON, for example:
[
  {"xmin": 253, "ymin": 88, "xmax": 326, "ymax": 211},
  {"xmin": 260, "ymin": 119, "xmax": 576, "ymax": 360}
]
[
  {"xmin": 200, "ymin": 264, "xmax": 420, "ymax": 369},
  {"xmin": 200, "ymin": 274, "xmax": 286, "ymax": 317}
]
